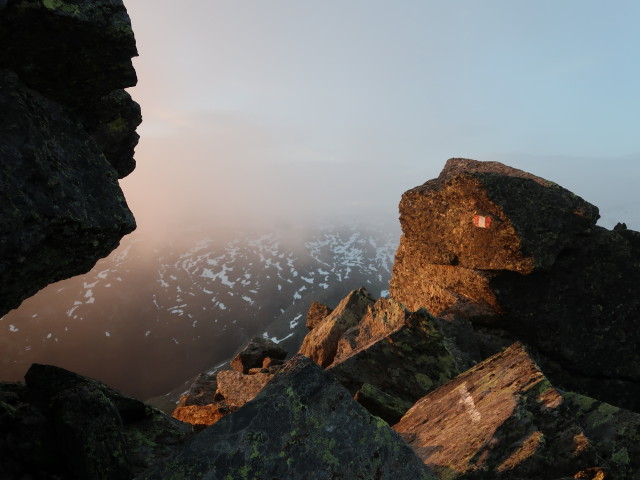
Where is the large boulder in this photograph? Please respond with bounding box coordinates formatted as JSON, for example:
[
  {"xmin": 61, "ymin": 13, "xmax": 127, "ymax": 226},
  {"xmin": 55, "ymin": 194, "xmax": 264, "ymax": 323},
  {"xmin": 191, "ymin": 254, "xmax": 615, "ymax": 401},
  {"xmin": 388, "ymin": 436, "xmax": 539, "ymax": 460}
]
[
  {"xmin": 0, "ymin": 364, "xmax": 192, "ymax": 479},
  {"xmin": 394, "ymin": 343, "xmax": 599, "ymax": 479},
  {"xmin": 394, "ymin": 158, "xmax": 598, "ymax": 274},
  {"xmin": 0, "ymin": 0, "xmax": 140, "ymax": 318},
  {"xmin": 138, "ymin": 355, "xmax": 436, "ymax": 480},
  {"xmin": 390, "ymin": 158, "xmax": 640, "ymax": 410}
]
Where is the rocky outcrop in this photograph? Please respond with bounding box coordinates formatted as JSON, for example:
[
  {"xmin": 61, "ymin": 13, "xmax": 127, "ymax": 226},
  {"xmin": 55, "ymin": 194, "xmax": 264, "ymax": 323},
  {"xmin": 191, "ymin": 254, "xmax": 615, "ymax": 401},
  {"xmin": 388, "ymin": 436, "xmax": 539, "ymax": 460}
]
[
  {"xmin": 138, "ymin": 355, "xmax": 436, "ymax": 480},
  {"xmin": 390, "ymin": 158, "xmax": 640, "ymax": 410},
  {"xmin": 295, "ymin": 292, "xmax": 461, "ymax": 424},
  {"xmin": 394, "ymin": 343, "xmax": 598, "ymax": 479},
  {"xmin": 394, "ymin": 159, "xmax": 598, "ymax": 275},
  {"xmin": 0, "ymin": 364, "xmax": 192, "ymax": 480},
  {"xmin": 0, "ymin": 0, "xmax": 140, "ymax": 317},
  {"xmin": 299, "ymin": 287, "xmax": 375, "ymax": 367},
  {"xmin": 327, "ymin": 298, "xmax": 460, "ymax": 411},
  {"xmin": 172, "ymin": 337, "xmax": 286, "ymax": 429}
]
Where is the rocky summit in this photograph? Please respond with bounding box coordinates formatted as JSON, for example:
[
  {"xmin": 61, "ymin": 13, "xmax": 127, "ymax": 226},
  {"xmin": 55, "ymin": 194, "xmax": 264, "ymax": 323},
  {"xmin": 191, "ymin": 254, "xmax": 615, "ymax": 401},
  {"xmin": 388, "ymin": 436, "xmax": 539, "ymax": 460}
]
[
  {"xmin": 391, "ymin": 158, "xmax": 640, "ymax": 411},
  {"xmin": 0, "ymin": 0, "xmax": 140, "ymax": 318}
]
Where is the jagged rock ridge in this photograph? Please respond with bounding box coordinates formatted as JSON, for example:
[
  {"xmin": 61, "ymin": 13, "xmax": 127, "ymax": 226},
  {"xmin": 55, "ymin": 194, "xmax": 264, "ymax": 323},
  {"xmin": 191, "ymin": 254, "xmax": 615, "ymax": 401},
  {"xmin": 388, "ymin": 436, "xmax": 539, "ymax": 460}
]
[{"xmin": 0, "ymin": 0, "xmax": 140, "ymax": 318}]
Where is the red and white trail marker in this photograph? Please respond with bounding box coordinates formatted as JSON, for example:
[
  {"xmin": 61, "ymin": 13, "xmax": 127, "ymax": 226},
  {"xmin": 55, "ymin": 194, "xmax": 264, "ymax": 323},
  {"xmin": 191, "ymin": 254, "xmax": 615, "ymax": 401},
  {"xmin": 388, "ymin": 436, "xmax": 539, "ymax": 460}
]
[{"xmin": 473, "ymin": 215, "xmax": 492, "ymax": 228}]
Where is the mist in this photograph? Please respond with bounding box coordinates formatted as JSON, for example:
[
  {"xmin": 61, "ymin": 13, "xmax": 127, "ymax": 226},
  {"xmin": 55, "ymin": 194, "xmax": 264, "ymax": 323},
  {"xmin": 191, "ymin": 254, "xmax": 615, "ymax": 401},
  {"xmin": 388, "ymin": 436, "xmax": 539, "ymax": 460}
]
[{"xmin": 2, "ymin": 1, "xmax": 639, "ymax": 399}]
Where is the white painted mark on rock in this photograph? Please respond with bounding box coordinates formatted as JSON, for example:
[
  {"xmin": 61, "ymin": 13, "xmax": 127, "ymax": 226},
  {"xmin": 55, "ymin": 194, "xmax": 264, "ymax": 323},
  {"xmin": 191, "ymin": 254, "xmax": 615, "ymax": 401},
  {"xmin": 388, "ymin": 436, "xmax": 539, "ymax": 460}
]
[{"xmin": 458, "ymin": 383, "xmax": 481, "ymax": 423}]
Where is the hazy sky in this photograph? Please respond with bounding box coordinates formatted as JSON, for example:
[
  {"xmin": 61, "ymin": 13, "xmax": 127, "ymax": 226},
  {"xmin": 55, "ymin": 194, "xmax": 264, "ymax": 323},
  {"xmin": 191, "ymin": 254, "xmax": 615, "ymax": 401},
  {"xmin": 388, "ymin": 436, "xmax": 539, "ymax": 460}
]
[{"xmin": 121, "ymin": 1, "xmax": 640, "ymax": 233}]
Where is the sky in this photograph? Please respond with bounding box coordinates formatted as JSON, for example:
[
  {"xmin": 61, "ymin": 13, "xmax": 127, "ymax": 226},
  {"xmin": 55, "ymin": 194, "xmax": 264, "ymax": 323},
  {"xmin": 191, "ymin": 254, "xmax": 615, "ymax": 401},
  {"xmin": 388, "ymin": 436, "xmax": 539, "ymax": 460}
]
[{"xmin": 121, "ymin": 0, "xmax": 640, "ymax": 233}]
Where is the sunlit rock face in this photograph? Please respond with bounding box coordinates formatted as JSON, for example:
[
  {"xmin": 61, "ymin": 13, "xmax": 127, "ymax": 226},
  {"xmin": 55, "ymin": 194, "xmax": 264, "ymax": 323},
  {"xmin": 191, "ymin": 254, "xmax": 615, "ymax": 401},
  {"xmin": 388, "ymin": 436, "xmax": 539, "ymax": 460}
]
[
  {"xmin": 296, "ymin": 290, "xmax": 461, "ymax": 424},
  {"xmin": 390, "ymin": 158, "xmax": 640, "ymax": 411},
  {"xmin": 394, "ymin": 343, "xmax": 598, "ymax": 479},
  {"xmin": 0, "ymin": 0, "xmax": 140, "ymax": 317}
]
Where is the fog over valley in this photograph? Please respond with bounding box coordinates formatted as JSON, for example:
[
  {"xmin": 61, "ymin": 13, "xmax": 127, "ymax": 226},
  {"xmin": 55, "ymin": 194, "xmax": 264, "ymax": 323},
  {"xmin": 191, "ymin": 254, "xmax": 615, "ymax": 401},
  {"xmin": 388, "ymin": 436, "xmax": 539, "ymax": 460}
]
[{"xmin": 2, "ymin": 0, "xmax": 638, "ymax": 401}]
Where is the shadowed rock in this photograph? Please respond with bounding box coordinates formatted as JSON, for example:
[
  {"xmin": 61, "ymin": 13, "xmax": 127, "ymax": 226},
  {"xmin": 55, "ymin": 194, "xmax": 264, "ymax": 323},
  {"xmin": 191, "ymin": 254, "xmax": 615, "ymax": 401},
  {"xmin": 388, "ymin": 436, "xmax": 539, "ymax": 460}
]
[
  {"xmin": 0, "ymin": 364, "xmax": 192, "ymax": 480},
  {"xmin": 354, "ymin": 383, "xmax": 414, "ymax": 425},
  {"xmin": 564, "ymin": 392, "xmax": 640, "ymax": 478},
  {"xmin": 394, "ymin": 342, "xmax": 598, "ymax": 479},
  {"xmin": 137, "ymin": 355, "xmax": 436, "ymax": 480},
  {"xmin": 230, "ymin": 336, "xmax": 287, "ymax": 374},
  {"xmin": 176, "ymin": 372, "xmax": 218, "ymax": 408},
  {"xmin": 299, "ymin": 287, "xmax": 375, "ymax": 367},
  {"xmin": 0, "ymin": 0, "xmax": 140, "ymax": 317},
  {"xmin": 0, "ymin": 0, "xmax": 137, "ymax": 106}
]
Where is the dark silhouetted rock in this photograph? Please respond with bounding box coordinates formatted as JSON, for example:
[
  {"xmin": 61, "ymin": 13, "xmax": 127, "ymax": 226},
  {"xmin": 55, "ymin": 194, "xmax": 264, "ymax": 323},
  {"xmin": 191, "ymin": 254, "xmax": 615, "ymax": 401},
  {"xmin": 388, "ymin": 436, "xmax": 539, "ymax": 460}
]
[
  {"xmin": 389, "ymin": 158, "xmax": 640, "ymax": 411},
  {"xmin": 77, "ymin": 88, "xmax": 142, "ymax": 177},
  {"xmin": 0, "ymin": 0, "xmax": 137, "ymax": 107},
  {"xmin": 176, "ymin": 372, "xmax": 218, "ymax": 408},
  {"xmin": 328, "ymin": 298, "xmax": 460, "ymax": 408},
  {"xmin": 0, "ymin": 381, "xmax": 58, "ymax": 478},
  {"xmin": 306, "ymin": 300, "xmax": 332, "ymax": 329},
  {"xmin": 137, "ymin": 355, "xmax": 436, "ymax": 480},
  {"xmin": 230, "ymin": 336, "xmax": 287, "ymax": 374},
  {"xmin": 299, "ymin": 287, "xmax": 375, "ymax": 367},
  {"xmin": 354, "ymin": 383, "xmax": 414, "ymax": 425},
  {"xmin": 0, "ymin": 0, "xmax": 140, "ymax": 318},
  {"xmin": 394, "ymin": 343, "xmax": 598, "ymax": 479},
  {"xmin": 20, "ymin": 364, "xmax": 192, "ymax": 479}
]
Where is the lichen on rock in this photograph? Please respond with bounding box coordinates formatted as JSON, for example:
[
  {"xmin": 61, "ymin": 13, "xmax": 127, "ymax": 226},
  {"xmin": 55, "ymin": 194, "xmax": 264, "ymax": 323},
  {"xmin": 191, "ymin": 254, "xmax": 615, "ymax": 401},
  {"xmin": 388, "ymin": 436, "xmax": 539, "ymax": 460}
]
[
  {"xmin": 394, "ymin": 342, "xmax": 598, "ymax": 479},
  {"xmin": 138, "ymin": 355, "xmax": 436, "ymax": 480}
]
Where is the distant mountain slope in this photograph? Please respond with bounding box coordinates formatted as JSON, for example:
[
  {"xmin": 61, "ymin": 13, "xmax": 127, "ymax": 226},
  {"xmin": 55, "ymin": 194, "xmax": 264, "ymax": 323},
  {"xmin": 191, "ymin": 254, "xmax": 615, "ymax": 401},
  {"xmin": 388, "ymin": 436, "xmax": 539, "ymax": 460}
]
[{"xmin": 0, "ymin": 223, "xmax": 398, "ymax": 399}]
